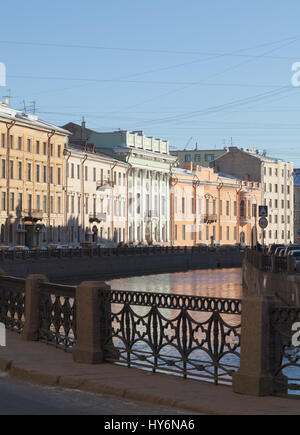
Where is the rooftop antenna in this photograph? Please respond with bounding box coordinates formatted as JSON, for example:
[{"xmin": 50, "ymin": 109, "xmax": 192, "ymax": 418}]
[
  {"xmin": 2, "ymin": 89, "xmax": 12, "ymax": 106},
  {"xmin": 184, "ymin": 136, "xmax": 193, "ymax": 151},
  {"xmin": 21, "ymin": 100, "xmax": 36, "ymax": 114}
]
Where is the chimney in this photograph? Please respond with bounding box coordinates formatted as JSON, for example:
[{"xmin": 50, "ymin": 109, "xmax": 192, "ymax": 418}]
[
  {"xmin": 184, "ymin": 162, "xmax": 193, "ymax": 170},
  {"xmin": 81, "ymin": 117, "xmax": 86, "ymax": 140}
]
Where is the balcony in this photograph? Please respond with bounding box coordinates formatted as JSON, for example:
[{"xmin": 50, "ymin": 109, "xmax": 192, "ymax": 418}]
[
  {"xmin": 203, "ymin": 214, "xmax": 218, "ymax": 224},
  {"xmin": 145, "ymin": 210, "xmax": 159, "ymax": 220},
  {"xmin": 89, "ymin": 212, "xmax": 106, "ymax": 223},
  {"xmin": 22, "ymin": 209, "xmax": 43, "ymax": 223},
  {"xmin": 96, "ymin": 180, "xmax": 114, "ymax": 190}
]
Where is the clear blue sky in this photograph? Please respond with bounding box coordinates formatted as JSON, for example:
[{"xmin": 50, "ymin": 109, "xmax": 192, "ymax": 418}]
[{"xmin": 1, "ymin": 0, "xmax": 300, "ymax": 166}]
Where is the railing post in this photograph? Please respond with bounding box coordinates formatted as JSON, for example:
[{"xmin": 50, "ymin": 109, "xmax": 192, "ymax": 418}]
[
  {"xmin": 21, "ymin": 274, "xmax": 48, "ymax": 342},
  {"xmin": 232, "ymin": 295, "xmax": 286, "ymax": 396},
  {"xmin": 73, "ymin": 281, "xmax": 119, "ymax": 364},
  {"xmin": 271, "ymin": 255, "xmax": 277, "ymax": 273},
  {"xmin": 287, "ymin": 255, "xmax": 295, "ymax": 274}
]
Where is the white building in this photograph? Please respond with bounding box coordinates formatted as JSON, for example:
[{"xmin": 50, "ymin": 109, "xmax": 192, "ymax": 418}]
[
  {"xmin": 65, "ymin": 143, "xmax": 128, "ymax": 246},
  {"xmin": 63, "ymin": 124, "xmax": 177, "ymax": 245}
]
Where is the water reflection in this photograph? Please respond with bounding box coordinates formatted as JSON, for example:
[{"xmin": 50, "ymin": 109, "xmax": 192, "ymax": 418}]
[{"xmin": 108, "ymin": 268, "xmax": 243, "ymax": 299}]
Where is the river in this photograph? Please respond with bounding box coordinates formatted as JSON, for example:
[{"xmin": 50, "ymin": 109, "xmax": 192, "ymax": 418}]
[{"xmin": 108, "ymin": 268, "xmax": 243, "ymax": 299}]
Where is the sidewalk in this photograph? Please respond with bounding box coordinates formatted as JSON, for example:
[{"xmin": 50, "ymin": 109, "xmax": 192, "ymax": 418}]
[{"xmin": 0, "ymin": 331, "xmax": 300, "ymax": 415}]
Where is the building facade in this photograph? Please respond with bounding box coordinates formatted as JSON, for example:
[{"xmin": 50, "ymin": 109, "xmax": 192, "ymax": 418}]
[
  {"xmin": 63, "ymin": 123, "xmax": 177, "ymax": 244},
  {"xmin": 170, "ymin": 164, "xmax": 262, "ymax": 247},
  {"xmin": 171, "ymin": 147, "xmax": 226, "ymax": 169},
  {"xmin": 0, "ymin": 102, "xmax": 69, "ymax": 248},
  {"xmin": 211, "ymin": 147, "xmax": 294, "ymax": 245},
  {"xmin": 65, "ymin": 144, "xmax": 128, "ymax": 246}
]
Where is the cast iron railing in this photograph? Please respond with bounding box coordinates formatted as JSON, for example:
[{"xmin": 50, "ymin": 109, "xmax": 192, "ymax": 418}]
[
  {"xmin": 0, "ymin": 244, "xmax": 243, "ymax": 261},
  {"xmin": 106, "ymin": 291, "xmax": 242, "ymax": 385},
  {"xmin": 0, "ymin": 276, "xmax": 25, "ymax": 333},
  {"xmin": 271, "ymin": 306, "xmax": 300, "ymax": 395},
  {"xmin": 38, "ymin": 282, "xmax": 76, "ymax": 352}
]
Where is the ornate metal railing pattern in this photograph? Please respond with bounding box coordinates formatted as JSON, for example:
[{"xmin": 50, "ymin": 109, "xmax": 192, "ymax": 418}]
[
  {"xmin": 271, "ymin": 306, "xmax": 300, "ymax": 394},
  {"xmin": 0, "ymin": 276, "xmax": 25, "ymax": 333},
  {"xmin": 38, "ymin": 282, "xmax": 76, "ymax": 352},
  {"xmin": 107, "ymin": 291, "xmax": 242, "ymax": 385}
]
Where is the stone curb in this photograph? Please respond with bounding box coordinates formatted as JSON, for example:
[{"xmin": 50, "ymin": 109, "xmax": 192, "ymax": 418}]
[{"xmin": 0, "ymin": 355, "xmax": 231, "ymax": 415}]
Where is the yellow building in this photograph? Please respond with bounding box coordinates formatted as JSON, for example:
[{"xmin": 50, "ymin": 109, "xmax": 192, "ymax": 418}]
[{"xmin": 0, "ymin": 103, "xmax": 69, "ymax": 248}]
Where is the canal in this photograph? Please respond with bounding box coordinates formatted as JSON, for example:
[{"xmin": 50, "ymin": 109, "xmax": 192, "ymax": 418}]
[{"xmin": 108, "ymin": 268, "xmax": 243, "ymax": 299}]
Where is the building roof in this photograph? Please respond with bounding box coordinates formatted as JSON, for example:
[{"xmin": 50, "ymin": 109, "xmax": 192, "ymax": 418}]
[{"xmin": 0, "ymin": 103, "xmax": 70, "ymax": 135}]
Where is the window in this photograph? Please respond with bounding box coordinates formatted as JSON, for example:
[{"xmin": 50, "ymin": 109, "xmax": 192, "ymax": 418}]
[
  {"xmin": 226, "ymin": 201, "xmax": 230, "ymax": 216},
  {"xmin": 71, "ymin": 163, "xmax": 74, "ymax": 178},
  {"xmin": 43, "ymin": 142, "xmax": 47, "ymax": 155},
  {"xmin": 50, "ymin": 166, "xmax": 54, "ymax": 184},
  {"xmin": 93, "ymin": 168, "xmax": 96, "ymax": 182},
  {"xmin": 27, "ymin": 139, "xmax": 31, "ymax": 152},
  {"xmin": 57, "ymin": 167, "xmax": 61, "ymax": 185},
  {"xmin": 27, "ymin": 163, "xmax": 32, "ymax": 181},
  {"xmin": 1, "ymin": 160, "xmax": 5, "ymax": 178},
  {"xmin": 191, "ymin": 198, "xmax": 195, "ymax": 214},
  {"xmin": 18, "ymin": 193, "xmax": 22, "ymax": 211},
  {"xmin": 57, "ymin": 145, "xmax": 61, "ymax": 157},
  {"xmin": 36, "ymin": 164, "xmax": 40, "ymax": 182},
  {"xmin": 182, "ymin": 197, "xmax": 185, "ymax": 214},
  {"xmin": 71, "ymin": 196, "xmax": 74, "ymax": 214},
  {"xmin": 182, "ymin": 225, "xmax": 186, "ymax": 241},
  {"xmin": 185, "ymin": 154, "xmax": 191, "ymax": 162},
  {"xmin": 1, "ymin": 192, "xmax": 5, "ymax": 210},
  {"xmin": 57, "ymin": 197, "xmax": 61, "ymax": 214},
  {"xmin": 9, "ymin": 192, "xmax": 14, "ymax": 211},
  {"xmin": 240, "ymin": 200, "xmax": 245, "ymax": 217},
  {"xmin": 85, "ymin": 166, "xmax": 88, "ymax": 181},
  {"xmin": 9, "ymin": 160, "xmax": 13, "ymax": 179},
  {"xmin": 234, "ymin": 201, "xmax": 237, "ymax": 217},
  {"xmin": 194, "ymin": 154, "xmax": 201, "ymax": 162},
  {"xmin": 27, "ymin": 194, "xmax": 32, "ymax": 211},
  {"xmin": 36, "ymin": 141, "xmax": 40, "ymax": 154},
  {"xmin": 174, "ymin": 224, "xmax": 177, "ymax": 241},
  {"xmin": 77, "ymin": 164, "xmax": 80, "ymax": 179},
  {"xmin": 50, "ymin": 196, "xmax": 54, "ymax": 213},
  {"xmin": 205, "ymin": 154, "xmax": 214, "ymax": 162},
  {"xmin": 10, "ymin": 135, "xmax": 13, "ymax": 149},
  {"xmin": 43, "ymin": 166, "xmax": 47, "ymax": 183},
  {"xmin": 1, "ymin": 133, "xmax": 5, "ymax": 148},
  {"xmin": 18, "ymin": 137, "xmax": 22, "ymax": 150}
]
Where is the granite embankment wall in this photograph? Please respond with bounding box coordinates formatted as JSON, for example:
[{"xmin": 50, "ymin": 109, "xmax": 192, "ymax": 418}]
[
  {"xmin": 243, "ymin": 252, "xmax": 300, "ymax": 305},
  {"xmin": 0, "ymin": 249, "xmax": 243, "ymax": 284}
]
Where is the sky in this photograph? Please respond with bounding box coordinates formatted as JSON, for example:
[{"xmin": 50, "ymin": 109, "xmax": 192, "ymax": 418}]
[{"xmin": 1, "ymin": 0, "xmax": 300, "ymax": 166}]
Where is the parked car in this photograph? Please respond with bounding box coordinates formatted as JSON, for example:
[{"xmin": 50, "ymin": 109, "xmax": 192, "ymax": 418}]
[
  {"xmin": 274, "ymin": 247, "xmax": 286, "ymax": 256},
  {"xmin": 267, "ymin": 244, "xmax": 285, "ymax": 255},
  {"xmin": 7, "ymin": 245, "xmax": 30, "ymax": 251},
  {"xmin": 288, "ymin": 250, "xmax": 300, "ymax": 270},
  {"xmin": 283, "ymin": 245, "xmax": 300, "ymax": 257}
]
